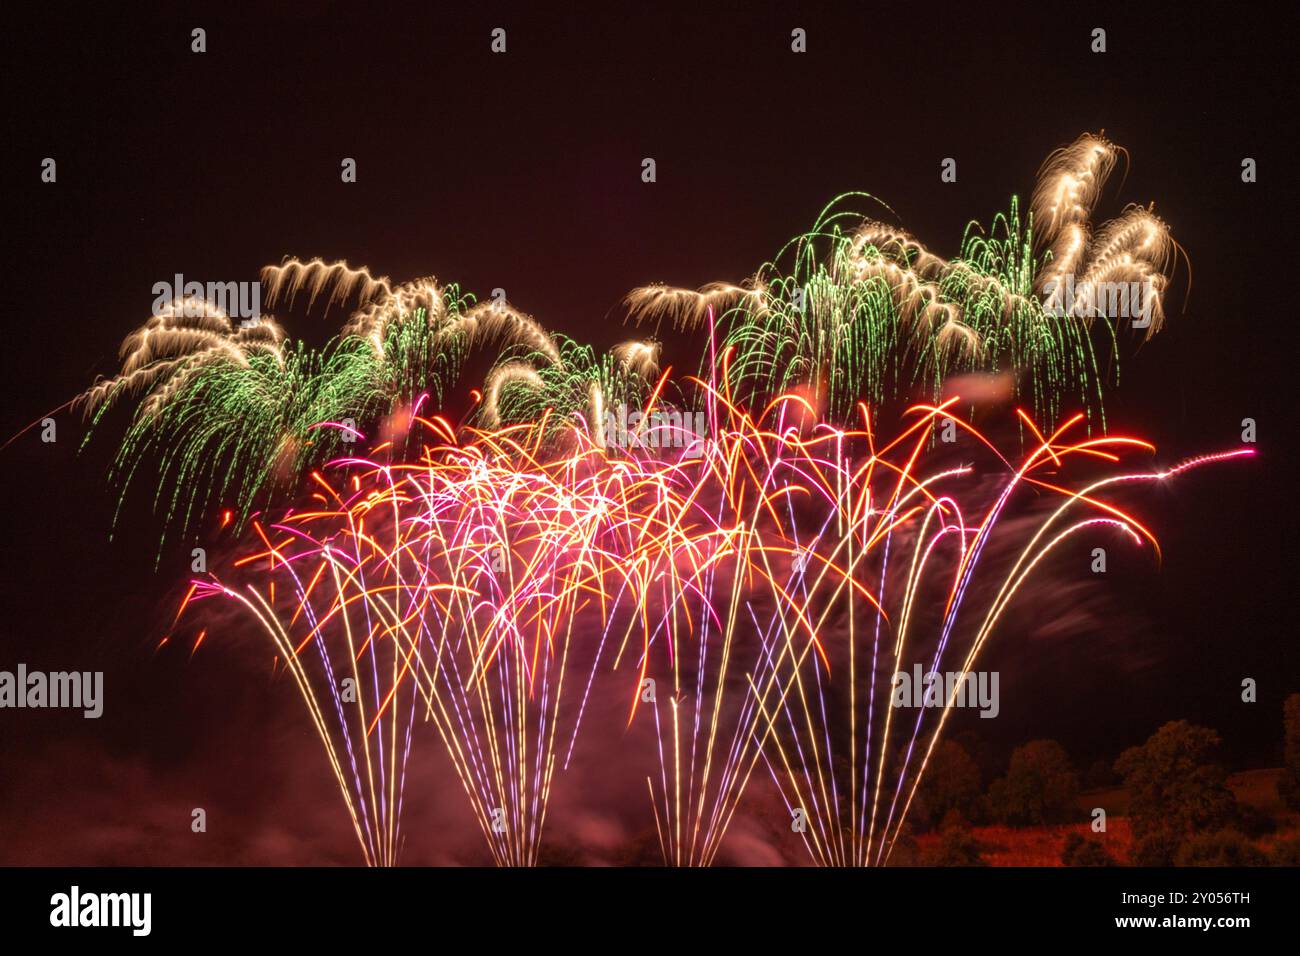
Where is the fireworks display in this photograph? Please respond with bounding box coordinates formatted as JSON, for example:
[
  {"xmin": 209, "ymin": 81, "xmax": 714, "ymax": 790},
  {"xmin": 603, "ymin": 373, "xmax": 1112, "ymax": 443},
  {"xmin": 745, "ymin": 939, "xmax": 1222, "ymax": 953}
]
[
  {"xmin": 74, "ymin": 135, "xmax": 1178, "ymax": 545},
  {"xmin": 628, "ymin": 133, "xmax": 1178, "ymax": 426},
  {"xmin": 63, "ymin": 133, "xmax": 1247, "ymax": 866},
  {"xmin": 8, "ymin": 7, "xmax": 1296, "ymax": 947}
]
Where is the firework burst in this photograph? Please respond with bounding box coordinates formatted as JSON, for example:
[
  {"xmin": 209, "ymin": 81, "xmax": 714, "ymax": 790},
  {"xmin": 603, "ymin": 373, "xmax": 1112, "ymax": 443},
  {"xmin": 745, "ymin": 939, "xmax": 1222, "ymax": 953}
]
[{"xmin": 625, "ymin": 133, "xmax": 1181, "ymax": 426}]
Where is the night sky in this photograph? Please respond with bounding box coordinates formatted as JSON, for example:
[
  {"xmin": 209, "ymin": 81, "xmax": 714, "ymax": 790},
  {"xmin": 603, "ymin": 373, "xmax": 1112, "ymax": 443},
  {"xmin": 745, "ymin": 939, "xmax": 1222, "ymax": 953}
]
[{"xmin": 1, "ymin": 3, "xmax": 1294, "ymax": 864}]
